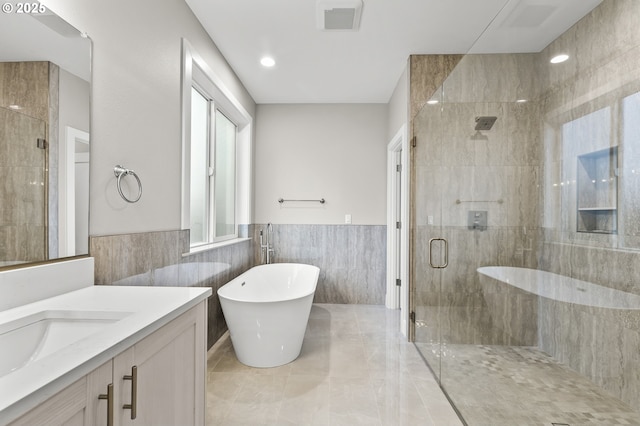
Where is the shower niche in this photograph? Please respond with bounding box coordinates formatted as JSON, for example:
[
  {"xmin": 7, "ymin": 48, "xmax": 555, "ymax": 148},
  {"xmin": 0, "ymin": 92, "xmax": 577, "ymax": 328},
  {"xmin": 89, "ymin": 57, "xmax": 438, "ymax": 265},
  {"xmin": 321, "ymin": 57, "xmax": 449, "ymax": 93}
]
[{"xmin": 576, "ymin": 146, "xmax": 618, "ymax": 234}]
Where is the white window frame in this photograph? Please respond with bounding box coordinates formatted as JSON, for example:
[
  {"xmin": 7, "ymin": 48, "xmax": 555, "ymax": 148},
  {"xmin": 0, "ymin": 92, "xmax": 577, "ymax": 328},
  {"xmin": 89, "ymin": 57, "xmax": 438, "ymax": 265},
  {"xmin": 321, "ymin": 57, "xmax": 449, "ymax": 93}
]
[{"xmin": 181, "ymin": 38, "xmax": 253, "ymax": 251}]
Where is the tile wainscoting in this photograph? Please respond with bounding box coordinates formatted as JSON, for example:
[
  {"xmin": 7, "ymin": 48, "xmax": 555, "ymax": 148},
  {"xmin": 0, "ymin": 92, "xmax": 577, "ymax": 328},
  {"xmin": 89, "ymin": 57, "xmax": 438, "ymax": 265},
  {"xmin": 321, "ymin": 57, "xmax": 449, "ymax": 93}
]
[
  {"xmin": 252, "ymin": 224, "xmax": 387, "ymax": 305},
  {"xmin": 90, "ymin": 228, "xmax": 253, "ymax": 348},
  {"xmin": 90, "ymin": 223, "xmax": 387, "ymax": 348}
]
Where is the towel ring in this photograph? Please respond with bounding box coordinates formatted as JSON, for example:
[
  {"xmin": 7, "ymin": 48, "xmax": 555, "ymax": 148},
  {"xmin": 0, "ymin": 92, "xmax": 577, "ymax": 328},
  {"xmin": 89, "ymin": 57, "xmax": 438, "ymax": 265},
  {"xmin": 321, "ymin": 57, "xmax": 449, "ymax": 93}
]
[{"xmin": 114, "ymin": 165, "xmax": 142, "ymax": 203}]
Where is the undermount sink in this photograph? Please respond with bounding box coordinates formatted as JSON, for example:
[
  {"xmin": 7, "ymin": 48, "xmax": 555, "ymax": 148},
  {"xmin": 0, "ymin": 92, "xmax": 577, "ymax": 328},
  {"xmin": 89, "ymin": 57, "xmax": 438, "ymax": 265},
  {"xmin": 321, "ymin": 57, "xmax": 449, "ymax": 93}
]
[{"xmin": 0, "ymin": 310, "xmax": 130, "ymax": 377}]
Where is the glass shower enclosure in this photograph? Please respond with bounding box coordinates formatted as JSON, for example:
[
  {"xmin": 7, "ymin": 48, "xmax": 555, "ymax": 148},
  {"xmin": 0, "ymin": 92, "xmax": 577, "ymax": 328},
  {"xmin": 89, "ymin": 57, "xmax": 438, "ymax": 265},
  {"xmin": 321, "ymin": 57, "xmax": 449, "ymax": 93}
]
[
  {"xmin": 411, "ymin": 1, "xmax": 640, "ymax": 424},
  {"xmin": 0, "ymin": 106, "xmax": 47, "ymax": 265}
]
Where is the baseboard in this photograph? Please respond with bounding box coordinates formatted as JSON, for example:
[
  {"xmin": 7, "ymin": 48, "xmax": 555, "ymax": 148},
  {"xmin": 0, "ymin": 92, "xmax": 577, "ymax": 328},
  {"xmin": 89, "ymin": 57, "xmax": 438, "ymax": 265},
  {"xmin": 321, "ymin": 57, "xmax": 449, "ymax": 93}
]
[{"xmin": 207, "ymin": 330, "xmax": 230, "ymax": 361}]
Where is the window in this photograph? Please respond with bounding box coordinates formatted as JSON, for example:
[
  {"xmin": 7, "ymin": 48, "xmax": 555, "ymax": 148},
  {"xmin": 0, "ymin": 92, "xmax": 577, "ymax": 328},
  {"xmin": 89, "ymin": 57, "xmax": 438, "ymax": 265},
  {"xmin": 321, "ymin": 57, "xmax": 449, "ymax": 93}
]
[
  {"xmin": 181, "ymin": 39, "xmax": 252, "ymax": 251},
  {"xmin": 189, "ymin": 87, "xmax": 237, "ymax": 245}
]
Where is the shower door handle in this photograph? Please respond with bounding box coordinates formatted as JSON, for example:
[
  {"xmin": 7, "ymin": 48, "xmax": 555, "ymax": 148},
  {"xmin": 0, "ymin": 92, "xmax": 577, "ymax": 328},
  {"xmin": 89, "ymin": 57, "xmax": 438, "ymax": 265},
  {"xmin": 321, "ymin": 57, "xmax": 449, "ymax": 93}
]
[{"xmin": 428, "ymin": 238, "xmax": 448, "ymax": 269}]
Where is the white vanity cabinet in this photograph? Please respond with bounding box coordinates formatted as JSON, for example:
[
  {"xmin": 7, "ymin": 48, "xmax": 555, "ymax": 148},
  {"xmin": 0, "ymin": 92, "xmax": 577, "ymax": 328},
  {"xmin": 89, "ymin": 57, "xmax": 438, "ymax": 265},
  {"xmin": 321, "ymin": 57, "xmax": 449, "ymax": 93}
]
[
  {"xmin": 113, "ymin": 301, "xmax": 206, "ymax": 426},
  {"xmin": 8, "ymin": 302, "xmax": 207, "ymax": 426},
  {"xmin": 8, "ymin": 361, "xmax": 112, "ymax": 426}
]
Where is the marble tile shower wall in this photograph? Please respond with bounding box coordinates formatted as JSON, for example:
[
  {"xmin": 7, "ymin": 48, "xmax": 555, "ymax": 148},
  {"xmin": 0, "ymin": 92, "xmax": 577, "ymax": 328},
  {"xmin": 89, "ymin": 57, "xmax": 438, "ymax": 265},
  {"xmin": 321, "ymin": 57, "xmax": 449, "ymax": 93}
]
[
  {"xmin": 539, "ymin": 0, "xmax": 640, "ymax": 253},
  {"xmin": 414, "ymin": 226, "xmax": 539, "ymax": 346},
  {"xmin": 410, "ymin": 0, "xmax": 640, "ymax": 413},
  {"xmin": 536, "ymin": 0, "xmax": 640, "ymax": 410},
  {"xmin": 47, "ymin": 64, "xmax": 60, "ymax": 260},
  {"xmin": 0, "ymin": 62, "xmax": 51, "ymax": 120},
  {"xmin": 251, "ymin": 224, "xmax": 386, "ymax": 305},
  {"xmin": 409, "ymin": 55, "xmax": 462, "ymax": 121},
  {"xmin": 90, "ymin": 228, "xmax": 254, "ymax": 349},
  {"xmin": 0, "ymin": 62, "xmax": 54, "ymax": 263},
  {"xmin": 412, "ymin": 55, "xmax": 542, "ymax": 346}
]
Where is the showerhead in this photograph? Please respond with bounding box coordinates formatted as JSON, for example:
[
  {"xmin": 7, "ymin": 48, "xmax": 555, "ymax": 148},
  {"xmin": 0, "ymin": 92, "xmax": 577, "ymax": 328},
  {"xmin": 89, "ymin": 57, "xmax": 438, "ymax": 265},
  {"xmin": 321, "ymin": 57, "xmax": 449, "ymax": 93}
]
[{"xmin": 475, "ymin": 116, "xmax": 497, "ymax": 131}]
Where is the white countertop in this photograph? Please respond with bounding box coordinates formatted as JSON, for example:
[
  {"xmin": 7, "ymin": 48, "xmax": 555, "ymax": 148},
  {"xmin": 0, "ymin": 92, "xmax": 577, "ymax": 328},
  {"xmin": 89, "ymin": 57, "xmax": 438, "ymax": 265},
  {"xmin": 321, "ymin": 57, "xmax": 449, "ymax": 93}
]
[{"xmin": 0, "ymin": 285, "xmax": 211, "ymax": 424}]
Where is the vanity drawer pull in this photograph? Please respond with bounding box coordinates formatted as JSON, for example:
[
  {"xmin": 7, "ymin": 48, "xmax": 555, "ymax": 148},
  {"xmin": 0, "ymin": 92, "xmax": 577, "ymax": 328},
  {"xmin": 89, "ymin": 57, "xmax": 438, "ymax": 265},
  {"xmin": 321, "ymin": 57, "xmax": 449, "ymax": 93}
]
[
  {"xmin": 123, "ymin": 366, "xmax": 138, "ymax": 419},
  {"xmin": 98, "ymin": 383, "xmax": 114, "ymax": 426}
]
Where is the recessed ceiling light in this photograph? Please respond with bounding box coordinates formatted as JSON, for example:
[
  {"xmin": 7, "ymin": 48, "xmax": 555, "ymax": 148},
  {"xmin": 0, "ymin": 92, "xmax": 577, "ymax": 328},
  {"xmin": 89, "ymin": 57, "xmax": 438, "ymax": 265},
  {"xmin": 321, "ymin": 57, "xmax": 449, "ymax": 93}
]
[
  {"xmin": 550, "ymin": 54, "xmax": 569, "ymax": 64},
  {"xmin": 516, "ymin": 99, "xmax": 528, "ymax": 103},
  {"xmin": 8, "ymin": 104, "xmax": 22, "ymax": 110},
  {"xmin": 427, "ymin": 100, "xmax": 439, "ymax": 105},
  {"xmin": 260, "ymin": 57, "xmax": 276, "ymax": 67}
]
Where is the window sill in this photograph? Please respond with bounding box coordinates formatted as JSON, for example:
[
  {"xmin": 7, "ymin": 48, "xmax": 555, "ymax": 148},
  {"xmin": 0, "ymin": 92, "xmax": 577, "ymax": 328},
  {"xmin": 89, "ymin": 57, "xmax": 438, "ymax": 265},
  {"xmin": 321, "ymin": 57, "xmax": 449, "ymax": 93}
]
[{"xmin": 182, "ymin": 237, "xmax": 252, "ymax": 257}]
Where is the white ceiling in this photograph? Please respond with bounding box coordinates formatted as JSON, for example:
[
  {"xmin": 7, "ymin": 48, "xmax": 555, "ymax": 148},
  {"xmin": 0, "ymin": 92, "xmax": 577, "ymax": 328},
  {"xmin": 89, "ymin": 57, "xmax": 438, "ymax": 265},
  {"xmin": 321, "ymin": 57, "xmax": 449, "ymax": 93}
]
[
  {"xmin": 185, "ymin": 0, "xmax": 602, "ymax": 104},
  {"xmin": 0, "ymin": 9, "xmax": 90, "ymax": 81}
]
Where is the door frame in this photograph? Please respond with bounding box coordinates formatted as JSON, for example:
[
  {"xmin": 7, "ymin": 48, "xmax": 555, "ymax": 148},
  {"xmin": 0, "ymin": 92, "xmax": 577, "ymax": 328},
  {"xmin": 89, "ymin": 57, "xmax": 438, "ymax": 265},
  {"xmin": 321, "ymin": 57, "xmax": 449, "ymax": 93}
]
[
  {"xmin": 386, "ymin": 124, "xmax": 410, "ymax": 336},
  {"xmin": 60, "ymin": 126, "xmax": 89, "ymax": 257}
]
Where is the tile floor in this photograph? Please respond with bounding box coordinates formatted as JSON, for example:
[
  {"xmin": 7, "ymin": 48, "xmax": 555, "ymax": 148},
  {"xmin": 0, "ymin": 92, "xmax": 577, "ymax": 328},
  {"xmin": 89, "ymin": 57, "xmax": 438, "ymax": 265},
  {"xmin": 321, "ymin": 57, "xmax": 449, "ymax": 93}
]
[
  {"xmin": 416, "ymin": 344, "xmax": 640, "ymax": 426},
  {"xmin": 205, "ymin": 304, "xmax": 462, "ymax": 425}
]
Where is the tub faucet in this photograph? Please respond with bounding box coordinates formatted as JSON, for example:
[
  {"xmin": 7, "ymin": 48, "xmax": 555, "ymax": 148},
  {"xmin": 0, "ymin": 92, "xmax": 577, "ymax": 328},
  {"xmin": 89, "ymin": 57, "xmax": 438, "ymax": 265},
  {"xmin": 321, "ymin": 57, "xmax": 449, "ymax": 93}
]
[{"xmin": 260, "ymin": 223, "xmax": 274, "ymax": 264}]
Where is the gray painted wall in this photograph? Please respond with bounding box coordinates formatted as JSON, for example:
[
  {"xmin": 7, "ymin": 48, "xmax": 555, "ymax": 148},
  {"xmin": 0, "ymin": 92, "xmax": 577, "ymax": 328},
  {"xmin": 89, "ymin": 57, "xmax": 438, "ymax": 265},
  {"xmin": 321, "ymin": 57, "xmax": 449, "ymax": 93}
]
[
  {"xmin": 43, "ymin": 0, "xmax": 256, "ymax": 236},
  {"xmin": 254, "ymin": 103, "xmax": 388, "ymax": 226}
]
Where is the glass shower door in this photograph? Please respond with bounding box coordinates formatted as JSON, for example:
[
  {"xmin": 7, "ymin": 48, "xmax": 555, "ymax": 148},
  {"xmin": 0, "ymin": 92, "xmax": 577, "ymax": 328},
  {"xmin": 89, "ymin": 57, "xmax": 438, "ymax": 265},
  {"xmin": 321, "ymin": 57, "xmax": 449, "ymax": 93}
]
[
  {"xmin": 411, "ymin": 84, "xmax": 446, "ymax": 383},
  {"xmin": 412, "ymin": 2, "xmax": 640, "ymax": 424},
  {"xmin": 0, "ymin": 106, "xmax": 47, "ymax": 265},
  {"xmin": 413, "ymin": 50, "xmax": 541, "ymax": 424},
  {"xmin": 411, "ymin": 53, "xmax": 543, "ymax": 418}
]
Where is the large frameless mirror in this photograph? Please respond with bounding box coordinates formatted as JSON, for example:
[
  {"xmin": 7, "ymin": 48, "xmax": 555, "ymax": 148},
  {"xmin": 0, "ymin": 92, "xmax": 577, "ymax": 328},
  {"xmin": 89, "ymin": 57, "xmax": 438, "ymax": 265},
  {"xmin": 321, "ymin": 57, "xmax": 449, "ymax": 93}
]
[{"xmin": 0, "ymin": 3, "xmax": 91, "ymax": 269}]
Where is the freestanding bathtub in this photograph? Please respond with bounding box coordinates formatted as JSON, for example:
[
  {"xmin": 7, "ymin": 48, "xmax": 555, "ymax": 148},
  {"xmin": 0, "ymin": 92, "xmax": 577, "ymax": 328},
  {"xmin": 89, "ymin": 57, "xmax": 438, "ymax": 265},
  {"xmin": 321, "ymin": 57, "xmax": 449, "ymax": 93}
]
[{"xmin": 217, "ymin": 263, "xmax": 320, "ymax": 368}]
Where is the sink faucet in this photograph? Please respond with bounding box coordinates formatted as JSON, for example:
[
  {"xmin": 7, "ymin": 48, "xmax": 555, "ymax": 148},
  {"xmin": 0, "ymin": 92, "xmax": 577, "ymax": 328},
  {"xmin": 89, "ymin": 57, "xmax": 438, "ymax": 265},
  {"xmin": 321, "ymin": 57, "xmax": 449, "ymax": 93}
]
[{"xmin": 260, "ymin": 223, "xmax": 274, "ymax": 264}]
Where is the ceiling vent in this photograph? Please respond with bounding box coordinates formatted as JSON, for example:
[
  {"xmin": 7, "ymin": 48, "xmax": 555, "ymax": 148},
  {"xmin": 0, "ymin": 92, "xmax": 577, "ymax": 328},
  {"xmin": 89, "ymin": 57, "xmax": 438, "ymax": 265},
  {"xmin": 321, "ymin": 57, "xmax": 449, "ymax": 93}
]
[
  {"xmin": 500, "ymin": 3, "xmax": 557, "ymax": 28},
  {"xmin": 316, "ymin": 0, "xmax": 363, "ymax": 31}
]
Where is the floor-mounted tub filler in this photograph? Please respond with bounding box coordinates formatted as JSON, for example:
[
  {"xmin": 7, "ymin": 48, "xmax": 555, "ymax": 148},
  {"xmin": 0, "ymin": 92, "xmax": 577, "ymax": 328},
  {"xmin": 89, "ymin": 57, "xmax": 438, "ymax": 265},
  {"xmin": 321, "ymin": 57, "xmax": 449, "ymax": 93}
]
[{"xmin": 218, "ymin": 263, "xmax": 320, "ymax": 368}]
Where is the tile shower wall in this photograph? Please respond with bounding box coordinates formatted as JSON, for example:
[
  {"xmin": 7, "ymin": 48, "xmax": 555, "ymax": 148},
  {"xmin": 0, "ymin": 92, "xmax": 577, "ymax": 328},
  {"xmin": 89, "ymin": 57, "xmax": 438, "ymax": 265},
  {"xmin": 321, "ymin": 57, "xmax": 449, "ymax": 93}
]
[
  {"xmin": 90, "ymin": 228, "xmax": 254, "ymax": 349},
  {"xmin": 0, "ymin": 62, "xmax": 50, "ymax": 120},
  {"xmin": 536, "ymin": 0, "xmax": 640, "ymax": 409},
  {"xmin": 47, "ymin": 63, "xmax": 59, "ymax": 259},
  {"xmin": 411, "ymin": 0, "xmax": 640, "ymax": 411},
  {"xmin": 252, "ymin": 224, "xmax": 386, "ymax": 305},
  {"xmin": 411, "ymin": 53, "xmax": 542, "ymax": 347},
  {"xmin": 0, "ymin": 62, "xmax": 57, "ymax": 264},
  {"xmin": 409, "ymin": 55, "xmax": 462, "ymax": 121}
]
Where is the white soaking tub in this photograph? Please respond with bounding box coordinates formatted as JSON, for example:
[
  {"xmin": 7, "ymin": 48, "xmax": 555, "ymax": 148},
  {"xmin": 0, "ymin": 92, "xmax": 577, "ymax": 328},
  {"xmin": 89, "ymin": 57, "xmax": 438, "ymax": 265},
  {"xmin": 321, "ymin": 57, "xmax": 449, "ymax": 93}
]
[{"xmin": 217, "ymin": 263, "xmax": 320, "ymax": 368}]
